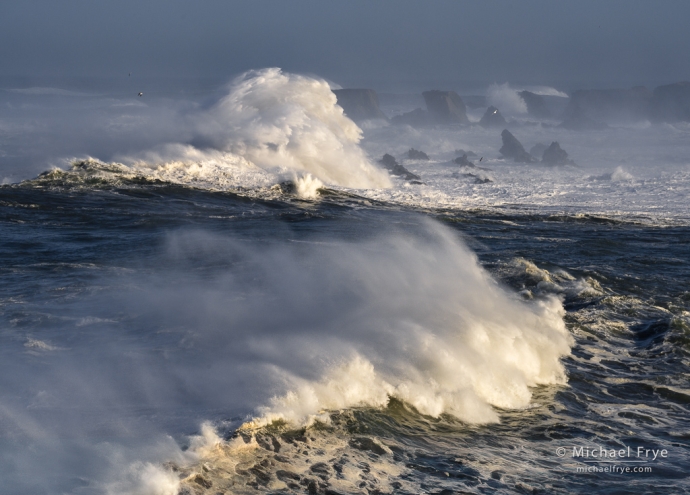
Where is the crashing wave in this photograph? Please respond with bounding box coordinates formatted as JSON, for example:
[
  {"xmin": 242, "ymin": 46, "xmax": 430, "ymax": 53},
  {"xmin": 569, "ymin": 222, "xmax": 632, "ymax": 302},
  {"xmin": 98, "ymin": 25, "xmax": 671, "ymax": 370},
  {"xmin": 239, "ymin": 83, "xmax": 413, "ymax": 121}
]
[{"xmin": 24, "ymin": 69, "xmax": 391, "ymax": 199}]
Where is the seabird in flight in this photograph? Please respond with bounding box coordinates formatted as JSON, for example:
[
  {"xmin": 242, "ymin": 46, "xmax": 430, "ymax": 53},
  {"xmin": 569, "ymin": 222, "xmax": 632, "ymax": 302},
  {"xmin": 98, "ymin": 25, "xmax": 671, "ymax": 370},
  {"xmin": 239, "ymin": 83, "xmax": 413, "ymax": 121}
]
[{"xmin": 138, "ymin": 92, "xmax": 143, "ymax": 97}]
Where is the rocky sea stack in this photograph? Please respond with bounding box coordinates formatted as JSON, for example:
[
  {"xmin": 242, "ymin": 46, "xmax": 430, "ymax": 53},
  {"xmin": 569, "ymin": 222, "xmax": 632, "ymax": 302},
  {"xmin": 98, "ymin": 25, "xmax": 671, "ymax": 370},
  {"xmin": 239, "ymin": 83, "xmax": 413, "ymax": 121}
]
[
  {"xmin": 379, "ymin": 154, "xmax": 422, "ymax": 182},
  {"xmin": 422, "ymin": 90, "xmax": 470, "ymax": 124},
  {"xmin": 499, "ymin": 129, "xmax": 534, "ymax": 163},
  {"xmin": 407, "ymin": 148, "xmax": 429, "ymax": 160},
  {"xmin": 541, "ymin": 141, "xmax": 575, "ymax": 166},
  {"xmin": 333, "ymin": 89, "xmax": 388, "ymax": 121},
  {"xmin": 480, "ymin": 106, "xmax": 507, "ymax": 127}
]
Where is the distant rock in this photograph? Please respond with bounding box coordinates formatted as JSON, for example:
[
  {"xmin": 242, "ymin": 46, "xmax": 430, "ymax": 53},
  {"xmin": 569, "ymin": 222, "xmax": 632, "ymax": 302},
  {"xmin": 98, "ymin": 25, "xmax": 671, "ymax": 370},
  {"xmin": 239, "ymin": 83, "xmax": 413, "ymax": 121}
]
[
  {"xmin": 561, "ymin": 87, "xmax": 652, "ymax": 124},
  {"xmin": 559, "ymin": 114, "xmax": 608, "ymax": 130},
  {"xmin": 379, "ymin": 154, "xmax": 422, "ymax": 182},
  {"xmin": 479, "ymin": 106, "xmax": 507, "ymax": 127},
  {"xmin": 333, "ymin": 89, "xmax": 388, "ymax": 121},
  {"xmin": 454, "ymin": 154, "xmax": 475, "ymax": 167},
  {"xmin": 650, "ymin": 81, "xmax": 690, "ymax": 122},
  {"xmin": 519, "ymin": 91, "xmax": 552, "ymax": 118},
  {"xmin": 391, "ymin": 108, "xmax": 429, "ymax": 126},
  {"xmin": 454, "ymin": 154, "xmax": 492, "ymax": 173},
  {"xmin": 555, "ymin": 83, "xmax": 690, "ymax": 124},
  {"xmin": 468, "ymin": 173, "xmax": 493, "ymax": 184},
  {"xmin": 499, "ymin": 129, "xmax": 534, "ymax": 163},
  {"xmin": 407, "ymin": 148, "xmax": 429, "ymax": 160},
  {"xmin": 451, "ymin": 169, "xmax": 493, "ymax": 183},
  {"xmin": 422, "ymin": 90, "xmax": 470, "ymax": 124},
  {"xmin": 541, "ymin": 141, "xmax": 575, "ymax": 166},
  {"xmin": 529, "ymin": 143, "xmax": 548, "ymax": 160}
]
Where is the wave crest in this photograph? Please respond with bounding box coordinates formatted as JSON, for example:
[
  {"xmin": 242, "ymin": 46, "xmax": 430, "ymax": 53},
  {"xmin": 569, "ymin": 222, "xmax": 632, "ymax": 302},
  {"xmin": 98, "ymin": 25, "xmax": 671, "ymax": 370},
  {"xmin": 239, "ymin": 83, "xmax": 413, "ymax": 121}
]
[
  {"xmin": 224, "ymin": 221, "xmax": 573, "ymax": 427},
  {"xmin": 124, "ymin": 68, "xmax": 391, "ymax": 191}
]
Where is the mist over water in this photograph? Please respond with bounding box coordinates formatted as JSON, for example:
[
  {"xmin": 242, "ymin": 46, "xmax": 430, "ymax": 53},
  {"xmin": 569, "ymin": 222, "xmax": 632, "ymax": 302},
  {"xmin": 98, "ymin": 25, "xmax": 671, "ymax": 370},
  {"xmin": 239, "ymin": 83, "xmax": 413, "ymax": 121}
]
[{"xmin": 1, "ymin": 69, "xmax": 391, "ymax": 194}]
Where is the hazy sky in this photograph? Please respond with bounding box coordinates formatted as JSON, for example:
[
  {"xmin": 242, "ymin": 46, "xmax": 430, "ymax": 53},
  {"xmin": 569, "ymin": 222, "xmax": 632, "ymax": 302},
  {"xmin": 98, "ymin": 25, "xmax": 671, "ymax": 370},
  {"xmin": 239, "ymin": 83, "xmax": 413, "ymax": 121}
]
[{"xmin": 1, "ymin": 0, "xmax": 690, "ymax": 90}]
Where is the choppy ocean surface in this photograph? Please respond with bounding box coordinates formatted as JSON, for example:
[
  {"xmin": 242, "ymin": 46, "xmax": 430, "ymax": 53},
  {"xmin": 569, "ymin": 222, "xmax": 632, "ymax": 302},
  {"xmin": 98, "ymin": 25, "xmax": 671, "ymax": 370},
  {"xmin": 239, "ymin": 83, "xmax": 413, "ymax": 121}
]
[{"xmin": 1, "ymin": 70, "xmax": 689, "ymax": 494}]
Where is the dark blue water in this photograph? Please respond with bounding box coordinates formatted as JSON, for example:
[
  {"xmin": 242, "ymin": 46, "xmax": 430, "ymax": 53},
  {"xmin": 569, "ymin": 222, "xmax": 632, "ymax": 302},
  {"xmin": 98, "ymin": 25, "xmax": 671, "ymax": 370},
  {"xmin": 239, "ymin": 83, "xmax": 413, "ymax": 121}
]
[{"xmin": 1, "ymin": 181, "xmax": 689, "ymax": 494}]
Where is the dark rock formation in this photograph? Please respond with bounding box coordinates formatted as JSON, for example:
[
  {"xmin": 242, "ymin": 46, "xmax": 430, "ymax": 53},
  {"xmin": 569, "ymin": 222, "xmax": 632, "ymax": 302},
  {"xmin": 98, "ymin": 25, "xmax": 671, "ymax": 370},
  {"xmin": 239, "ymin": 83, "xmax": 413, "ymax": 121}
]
[
  {"xmin": 454, "ymin": 154, "xmax": 475, "ymax": 167},
  {"xmin": 391, "ymin": 108, "xmax": 429, "ymax": 126},
  {"xmin": 541, "ymin": 142, "xmax": 575, "ymax": 166},
  {"xmin": 479, "ymin": 106, "xmax": 507, "ymax": 127},
  {"xmin": 561, "ymin": 87, "xmax": 652, "ymax": 124},
  {"xmin": 451, "ymin": 169, "xmax": 493, "ymax": 183},
  {"xmin": 379, "ymin": 154, "xmax": 422, "ymax": 182},
  {"xmin": 407, "ymin": 148, "xmax": 429, "ymax": 160},
  {"xmin": 650, "ymin": 81, "xmax": 690, "ymax": 122},
  {"xmin": 422, "ymin": 90, "xmax": 470, "ymax": 124},
  {"xmin": 519, "ymin": 91, "xmax": 552, "ymax": 118},
  {"xmin": 454, "ymin": 154, "xmax": 492, "ymax": 173},
  {"xmin": 468, "ymin": 173, "xmax": 492, "ymax": 184},
  {"xmin": 529, "ymin": 143, "xmax": 548, "ymax": 160},
  {"xmin": 499, "ymin": 129, "xmax": 534, "ymax": 163},
  {"xmin": 333, "ymin": 89, "xmax": 388, "ymax": 121}
]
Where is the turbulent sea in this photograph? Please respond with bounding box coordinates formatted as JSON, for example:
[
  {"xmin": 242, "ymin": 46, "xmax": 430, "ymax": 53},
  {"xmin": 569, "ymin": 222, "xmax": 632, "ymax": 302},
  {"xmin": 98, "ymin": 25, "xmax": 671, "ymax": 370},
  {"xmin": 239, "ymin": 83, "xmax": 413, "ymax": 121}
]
[{"xmin": 1, "ymin": 70, "xmax": 689, "ymax": 494}]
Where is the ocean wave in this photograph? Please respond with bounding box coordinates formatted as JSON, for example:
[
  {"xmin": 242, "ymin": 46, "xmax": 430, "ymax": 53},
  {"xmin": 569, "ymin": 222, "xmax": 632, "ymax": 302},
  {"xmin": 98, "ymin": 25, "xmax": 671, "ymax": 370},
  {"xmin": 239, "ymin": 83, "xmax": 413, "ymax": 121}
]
[
  {"xmin": 17, "ymin": 69, "xmax": 391, "ymax": 199},
  {"xmin": 17, "ymin": 218, "xmax": 570, "ymax": 494},
  {"xmin": 121, "ymin": 221, "xmax": 572, "ymax": 435},
  {"xmin": 118, "ymin": 68, "xmax": 392, "ymax": 192}
]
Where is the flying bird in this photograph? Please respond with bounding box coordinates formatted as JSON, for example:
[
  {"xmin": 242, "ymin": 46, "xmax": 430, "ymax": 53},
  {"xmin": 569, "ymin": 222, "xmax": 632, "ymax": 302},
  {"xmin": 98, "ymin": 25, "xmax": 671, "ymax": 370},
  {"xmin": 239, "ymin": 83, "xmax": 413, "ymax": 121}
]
[
  {"xmin": 479, "ymin": 157, "xmax": 483, "ymax": 162},
  {"xmin": 138, "ymin": 92, "xmax": 143, "ymax": 97}
]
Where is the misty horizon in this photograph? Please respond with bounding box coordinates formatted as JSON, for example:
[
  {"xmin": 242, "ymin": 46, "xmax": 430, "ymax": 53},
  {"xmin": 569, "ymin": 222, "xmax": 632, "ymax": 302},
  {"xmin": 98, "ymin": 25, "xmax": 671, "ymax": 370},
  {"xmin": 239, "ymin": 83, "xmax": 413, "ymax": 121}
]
[{"xmin": 2, "ymin": 0, "xmax": 690, "ymax": 93}]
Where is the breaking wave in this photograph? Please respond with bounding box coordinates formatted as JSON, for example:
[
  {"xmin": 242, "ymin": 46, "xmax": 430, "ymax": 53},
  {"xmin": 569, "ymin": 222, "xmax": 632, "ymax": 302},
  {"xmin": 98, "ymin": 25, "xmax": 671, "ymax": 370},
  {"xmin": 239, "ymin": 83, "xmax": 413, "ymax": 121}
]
[
  {"xmin": 109, "ymin": 220, "xmax": 573, "ymax": 494},
  {"xmin": 29, "ymin": 69, "xmax": 391, "ymax": 198},
  {"xmin": 150, "ymin": 221, "xmax": 572, "ymax": 428},
  {"xmin": 179, "ymin": 68, "xmax": 391, "ymax": 189},
  {"xmin": 486, "ymin": 83, "xmax": 568, "ymax": 116},
  {"xmin": 522, "ymin": 85, "xmax": 569, "ymax": 98},
  {"xmin": 486, "ymin": 83, "xmax": 528, "ymax": 115},
  {"xmin": 124, "ymin": 68, "xmax": 391, "ymax": 193}
]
